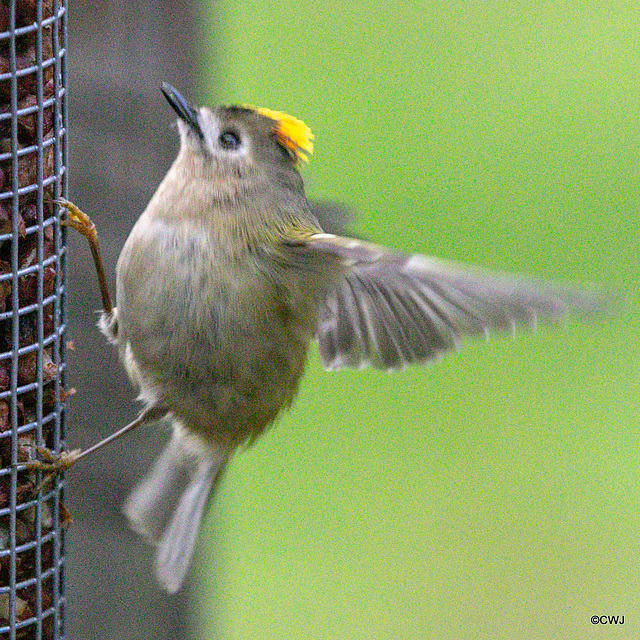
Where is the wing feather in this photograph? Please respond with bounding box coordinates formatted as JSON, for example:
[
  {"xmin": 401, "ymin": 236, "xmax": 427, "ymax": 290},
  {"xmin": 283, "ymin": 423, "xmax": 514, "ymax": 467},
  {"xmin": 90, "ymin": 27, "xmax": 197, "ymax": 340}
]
[{"xmin": 305, "ymin": 234, "xmax": 613, "ymax": 371}]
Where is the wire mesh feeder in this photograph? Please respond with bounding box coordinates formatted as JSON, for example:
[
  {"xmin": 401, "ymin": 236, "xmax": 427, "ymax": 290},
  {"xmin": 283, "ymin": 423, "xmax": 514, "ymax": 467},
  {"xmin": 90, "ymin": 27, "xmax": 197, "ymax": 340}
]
[{"xmin": 0, "ymin": 1, "xmax": 68, "ymax": 639}]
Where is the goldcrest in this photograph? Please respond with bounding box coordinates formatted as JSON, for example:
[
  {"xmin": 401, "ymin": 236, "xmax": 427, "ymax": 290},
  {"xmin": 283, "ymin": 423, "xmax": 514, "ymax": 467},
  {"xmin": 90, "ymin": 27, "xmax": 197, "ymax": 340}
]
[{"xmin": 69, "ymin": 85, "xmax": 612, "ymax": 592}]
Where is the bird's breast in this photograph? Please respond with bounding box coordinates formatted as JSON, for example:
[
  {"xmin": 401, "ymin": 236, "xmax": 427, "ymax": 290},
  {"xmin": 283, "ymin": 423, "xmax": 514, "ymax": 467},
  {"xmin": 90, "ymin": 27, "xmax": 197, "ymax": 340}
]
[{"xmin": 113, "ymin": 216, "xmax": 319, "ymax": 442}]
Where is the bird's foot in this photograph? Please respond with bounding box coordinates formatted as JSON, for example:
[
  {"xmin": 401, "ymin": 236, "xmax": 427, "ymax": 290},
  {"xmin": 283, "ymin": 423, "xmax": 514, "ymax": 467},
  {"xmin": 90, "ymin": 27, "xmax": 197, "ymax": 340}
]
[
  {"xmin": 20, "ymin": 446, "xmax": 82, "ymax": 494},
  {"xmin": 23, "ymin": 446, "xmax": 82, "ymax": 473},
  {"xmin": 56, "ymin": 198, "xmax": 97, "ymax": 242}
]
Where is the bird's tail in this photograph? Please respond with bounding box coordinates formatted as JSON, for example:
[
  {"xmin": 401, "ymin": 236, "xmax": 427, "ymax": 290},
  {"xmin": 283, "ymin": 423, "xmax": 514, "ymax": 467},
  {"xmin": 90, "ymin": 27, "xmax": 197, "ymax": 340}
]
[{"xmin": 123, "ymin": 428, "xmax": 227, "ymax": 593}]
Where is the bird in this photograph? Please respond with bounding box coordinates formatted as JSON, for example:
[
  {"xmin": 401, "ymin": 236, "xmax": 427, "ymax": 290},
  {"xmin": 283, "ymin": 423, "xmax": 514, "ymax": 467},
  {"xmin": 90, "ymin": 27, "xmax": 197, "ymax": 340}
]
[{"xmin": 50, "ymin": 84, "xmax": 612, "ymax": 593}]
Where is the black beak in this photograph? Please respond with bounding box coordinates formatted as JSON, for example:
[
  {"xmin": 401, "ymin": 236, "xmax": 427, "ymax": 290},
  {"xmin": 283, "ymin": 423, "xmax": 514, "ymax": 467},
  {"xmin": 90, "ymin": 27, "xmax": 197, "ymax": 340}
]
[{"xmin": 161, "ymin": 83, "xmax": 202, "ymax": 136}]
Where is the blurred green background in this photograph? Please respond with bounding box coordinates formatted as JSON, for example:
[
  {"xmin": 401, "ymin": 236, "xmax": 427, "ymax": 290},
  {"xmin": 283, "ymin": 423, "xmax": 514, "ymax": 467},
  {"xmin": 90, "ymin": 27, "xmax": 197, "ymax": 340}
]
[{"xmin": 193, "ymin": 2, "xmax": 639, "ymax": 639}]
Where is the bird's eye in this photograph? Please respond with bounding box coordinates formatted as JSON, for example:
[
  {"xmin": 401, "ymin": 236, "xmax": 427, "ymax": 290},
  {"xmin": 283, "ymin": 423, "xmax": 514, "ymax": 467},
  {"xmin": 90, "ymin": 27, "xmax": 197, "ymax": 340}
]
[{"xmin": 218, "ymin": 129, "xmax": 241, "ymax": 150}]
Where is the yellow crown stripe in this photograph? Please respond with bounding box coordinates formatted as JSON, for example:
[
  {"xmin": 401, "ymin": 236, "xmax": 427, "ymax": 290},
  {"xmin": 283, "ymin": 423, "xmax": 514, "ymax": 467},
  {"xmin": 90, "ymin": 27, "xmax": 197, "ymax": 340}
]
[{"xmin": 251, "ymin": 106, "xmax": 314, "ymax": 163}]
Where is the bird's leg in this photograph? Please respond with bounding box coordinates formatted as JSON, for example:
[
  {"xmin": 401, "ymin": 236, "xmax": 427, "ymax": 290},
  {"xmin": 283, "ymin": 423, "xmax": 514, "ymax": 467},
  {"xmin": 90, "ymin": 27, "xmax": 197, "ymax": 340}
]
[
  {"xmin": 56, "ymin": 198, "xmax": 113, "ymax": 315},
  {"xmin": 23, "ymin": 406, "xmax": 169, "ymax": 490}
]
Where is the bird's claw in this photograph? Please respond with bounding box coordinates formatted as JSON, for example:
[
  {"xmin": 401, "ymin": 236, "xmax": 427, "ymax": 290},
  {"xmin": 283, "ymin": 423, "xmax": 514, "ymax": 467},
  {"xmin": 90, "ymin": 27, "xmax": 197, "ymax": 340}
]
[
  {"xmin": 56, "ymin": 198, "xmax": 97, "ymax": 241},
  {"xmin": 23, "ymin": 446, "xmax": 82, "ymax": 473},
  {"xmin": 17, "ymin": 446, "xmax": 81, "ymax": 495}
]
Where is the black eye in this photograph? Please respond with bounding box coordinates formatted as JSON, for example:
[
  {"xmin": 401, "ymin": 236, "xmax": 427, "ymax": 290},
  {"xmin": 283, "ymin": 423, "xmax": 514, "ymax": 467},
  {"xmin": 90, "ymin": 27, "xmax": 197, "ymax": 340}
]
[{"xmin": 218, "ymin": 129, "xmax": 241, "ymax": 150}]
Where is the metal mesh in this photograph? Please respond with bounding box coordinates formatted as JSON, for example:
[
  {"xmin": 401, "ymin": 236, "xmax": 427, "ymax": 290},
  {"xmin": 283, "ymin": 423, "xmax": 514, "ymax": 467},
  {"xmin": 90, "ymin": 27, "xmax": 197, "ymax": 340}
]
[{"xmin": 0, "ymin": 1, "xmax": 67, "ymax": 639}]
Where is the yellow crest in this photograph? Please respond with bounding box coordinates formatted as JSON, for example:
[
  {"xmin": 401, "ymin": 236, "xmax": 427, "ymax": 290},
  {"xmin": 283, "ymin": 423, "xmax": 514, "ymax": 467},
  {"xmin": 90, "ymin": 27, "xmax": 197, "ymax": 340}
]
[{"xmin": 252, "ymin": 106, "xmax": 314, "ymax": 163}]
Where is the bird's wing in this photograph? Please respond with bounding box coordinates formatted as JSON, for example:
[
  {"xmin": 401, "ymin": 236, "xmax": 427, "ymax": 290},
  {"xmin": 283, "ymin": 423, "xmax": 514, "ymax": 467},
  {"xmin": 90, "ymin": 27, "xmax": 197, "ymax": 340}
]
[{"xmin": 301, "ymin": 233, "xmax": 612, "ymax": 372}]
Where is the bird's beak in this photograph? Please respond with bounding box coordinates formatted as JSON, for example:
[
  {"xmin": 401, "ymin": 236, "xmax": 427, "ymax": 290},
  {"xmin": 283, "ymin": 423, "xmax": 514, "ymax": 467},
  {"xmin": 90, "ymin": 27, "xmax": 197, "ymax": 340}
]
[{"xmin": 161, "ymin": 83, "xmax": 202, "ymax": 137}]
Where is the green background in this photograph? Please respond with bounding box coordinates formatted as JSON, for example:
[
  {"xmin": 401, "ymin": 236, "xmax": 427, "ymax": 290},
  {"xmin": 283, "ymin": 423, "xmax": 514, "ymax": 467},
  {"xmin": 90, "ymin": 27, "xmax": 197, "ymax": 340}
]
[{"xmin": 194, "ymin": 2, "xmax": 639, "ymax": 639}]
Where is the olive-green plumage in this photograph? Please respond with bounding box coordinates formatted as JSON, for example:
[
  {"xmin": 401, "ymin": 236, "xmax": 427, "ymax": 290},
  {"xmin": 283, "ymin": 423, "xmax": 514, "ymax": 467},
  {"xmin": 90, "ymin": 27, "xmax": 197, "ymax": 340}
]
[
  {"xmin": 115, "ymin": 108, "xmax": 335, "ymax": 445},
  {"xmin": 110, "ymin": 85, "xmax": 610, "ymax": 593}
]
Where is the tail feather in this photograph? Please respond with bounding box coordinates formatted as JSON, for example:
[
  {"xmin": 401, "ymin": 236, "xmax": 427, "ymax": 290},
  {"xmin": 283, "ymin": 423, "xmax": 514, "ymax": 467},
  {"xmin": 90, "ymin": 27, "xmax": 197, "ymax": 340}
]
[
  {"xmin": 155, "ymin": 459, "xmax": 224, "ymax": 592},
  {"xmin": 124, "ymin": 436, "xmax": 194, "ymax": 542},
  {"xmin": 124, "ymin": 431, "xmax": 227, "ymax": 593}
]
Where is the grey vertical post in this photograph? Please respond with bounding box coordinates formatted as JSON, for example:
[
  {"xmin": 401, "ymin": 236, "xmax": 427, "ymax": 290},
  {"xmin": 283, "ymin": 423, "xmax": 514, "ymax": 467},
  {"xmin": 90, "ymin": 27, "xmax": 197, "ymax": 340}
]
[
  {"xmin": 0, "ymin": 1, "xmax": 68, "ymax": 639},
  {"xmin": 65, "ymin": 1, "xmax": 197, "ymax": 639}
]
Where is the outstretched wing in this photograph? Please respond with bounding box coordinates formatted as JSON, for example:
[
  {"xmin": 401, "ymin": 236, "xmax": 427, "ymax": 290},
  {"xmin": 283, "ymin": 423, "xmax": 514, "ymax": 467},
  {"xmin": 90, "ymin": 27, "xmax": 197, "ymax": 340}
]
[{"xmin": 303, "ymin": 234, "xmax": 613, "ymax": 371}]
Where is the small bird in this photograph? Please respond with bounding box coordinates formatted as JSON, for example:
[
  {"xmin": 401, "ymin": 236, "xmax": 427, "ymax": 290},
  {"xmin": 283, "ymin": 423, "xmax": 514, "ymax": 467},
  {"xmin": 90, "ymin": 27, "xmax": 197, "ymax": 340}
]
[{"xmin": 53, "ymin": 84, "xmax": 611, "ymax": 593}]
